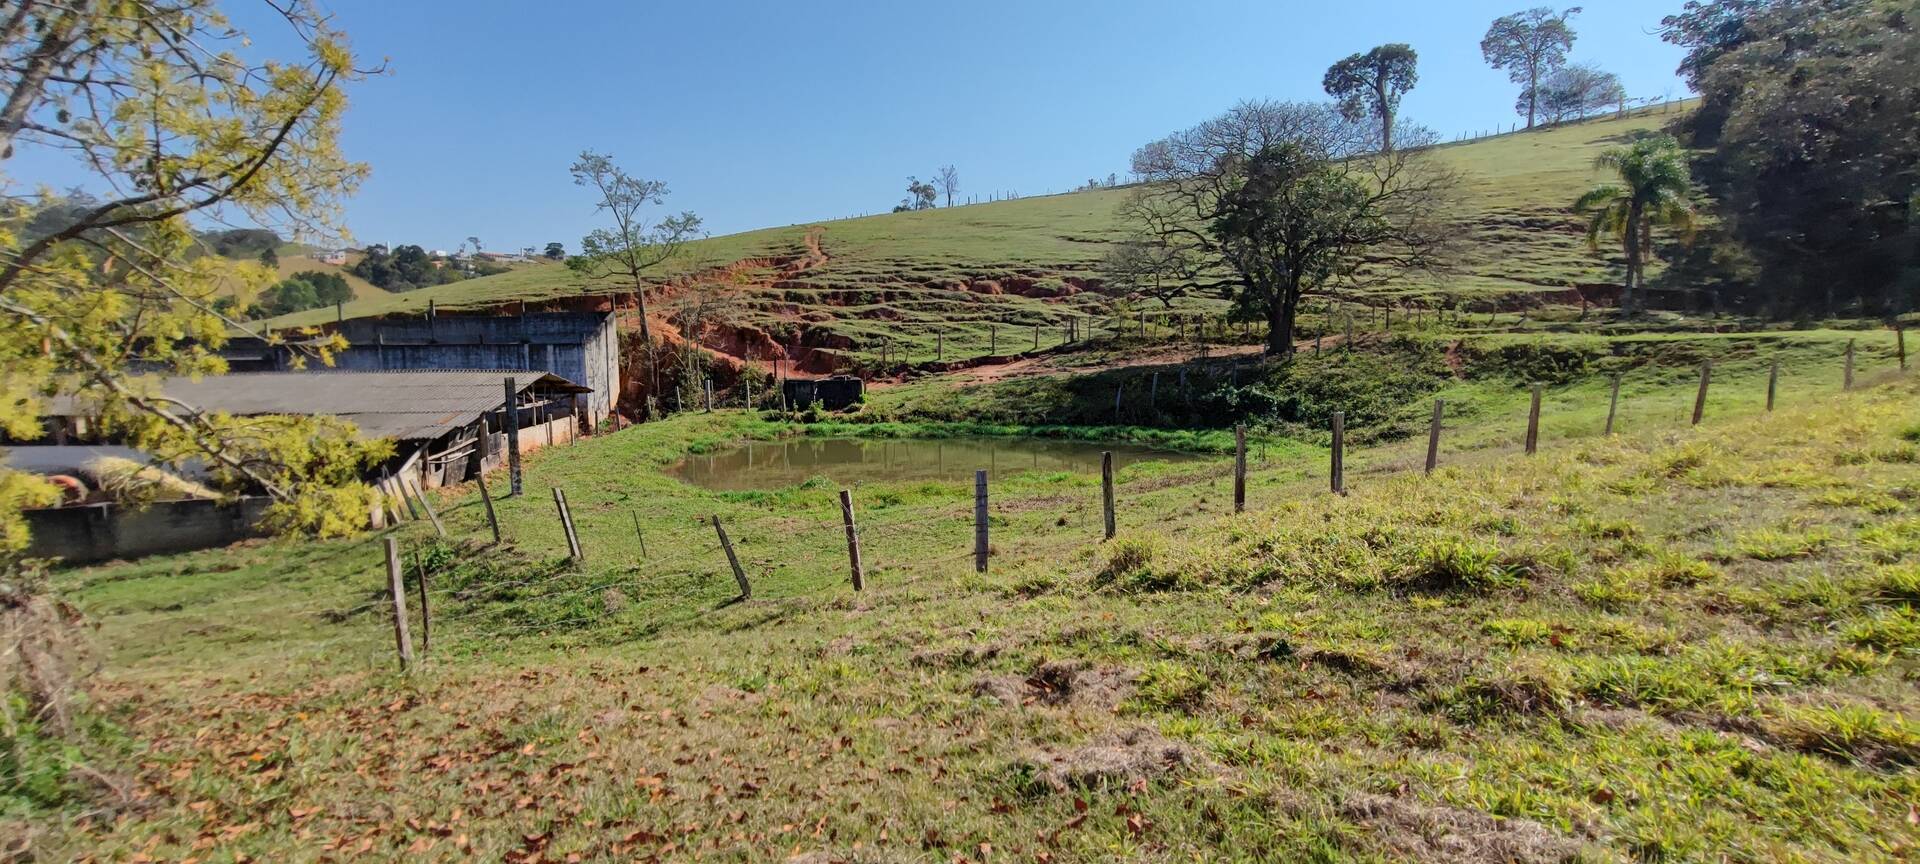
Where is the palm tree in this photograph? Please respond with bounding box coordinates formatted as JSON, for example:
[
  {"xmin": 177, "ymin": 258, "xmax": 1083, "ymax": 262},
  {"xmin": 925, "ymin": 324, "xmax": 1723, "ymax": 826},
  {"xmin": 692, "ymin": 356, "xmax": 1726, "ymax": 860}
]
[{"xmin": 1573, "ymin": 135, "xmax": 1695, "ymax": 314}]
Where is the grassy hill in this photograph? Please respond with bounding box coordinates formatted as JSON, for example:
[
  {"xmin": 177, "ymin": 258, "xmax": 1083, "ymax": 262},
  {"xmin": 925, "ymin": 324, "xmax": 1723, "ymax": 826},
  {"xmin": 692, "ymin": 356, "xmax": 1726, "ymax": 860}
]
[
  {"xmin": 260, "ymin": 104, "xmax": 1696, "ymax": 366},
  {"xmin": 23, "ymin": 326, "xmax": 1919, "ymax": 861}
]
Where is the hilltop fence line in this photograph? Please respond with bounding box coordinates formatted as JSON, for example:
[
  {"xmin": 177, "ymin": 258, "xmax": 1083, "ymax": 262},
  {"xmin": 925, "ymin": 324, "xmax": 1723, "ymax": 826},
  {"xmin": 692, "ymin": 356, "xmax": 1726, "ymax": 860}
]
[{"xmin": 370, "ymin": 336, "xmax": 1902, "ymax": 670}]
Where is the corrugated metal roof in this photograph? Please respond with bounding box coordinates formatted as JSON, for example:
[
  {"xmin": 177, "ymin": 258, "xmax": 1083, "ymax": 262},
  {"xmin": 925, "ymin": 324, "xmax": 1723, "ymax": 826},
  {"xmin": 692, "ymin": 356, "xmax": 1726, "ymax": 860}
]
[{"xmin": 52, "ymin": 370, "xmax": 589, "ymax": 442}]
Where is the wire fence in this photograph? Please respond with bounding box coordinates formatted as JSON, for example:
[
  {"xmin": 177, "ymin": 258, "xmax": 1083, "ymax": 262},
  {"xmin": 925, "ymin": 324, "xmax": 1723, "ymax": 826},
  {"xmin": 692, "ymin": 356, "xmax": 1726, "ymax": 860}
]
[{"xmin": 353, "ymin": 332, "xmax": 1902, "ymax": 668}]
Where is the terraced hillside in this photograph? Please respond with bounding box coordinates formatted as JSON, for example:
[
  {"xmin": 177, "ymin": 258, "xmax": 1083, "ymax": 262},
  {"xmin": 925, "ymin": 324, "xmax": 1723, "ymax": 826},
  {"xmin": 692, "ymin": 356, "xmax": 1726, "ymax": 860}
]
[{"xmin": 263, "ymin": 103, "xmax": 1696, "ymax": 372}]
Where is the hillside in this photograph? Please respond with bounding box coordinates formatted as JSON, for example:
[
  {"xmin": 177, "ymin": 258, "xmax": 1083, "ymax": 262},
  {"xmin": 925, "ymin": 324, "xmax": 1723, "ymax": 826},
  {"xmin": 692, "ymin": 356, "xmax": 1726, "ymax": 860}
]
[
  {"xmin": 259, "ymin": 104, "xmax": 1696, "ymax": 369},
  {"xmin": 25, "ymin": 328, "xmax": 1920, "ymax": 861}
]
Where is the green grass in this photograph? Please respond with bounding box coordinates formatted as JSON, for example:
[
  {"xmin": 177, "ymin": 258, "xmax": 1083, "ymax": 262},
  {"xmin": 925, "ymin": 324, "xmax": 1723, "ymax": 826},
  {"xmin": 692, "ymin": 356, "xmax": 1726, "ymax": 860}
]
[
  {"xmin": 17, "ymin": 334, "xmax": 1920, "ymax": 861},
  {"xmin": 259, "ymin": 104, "xmax": 1712, "ymax": 373}
]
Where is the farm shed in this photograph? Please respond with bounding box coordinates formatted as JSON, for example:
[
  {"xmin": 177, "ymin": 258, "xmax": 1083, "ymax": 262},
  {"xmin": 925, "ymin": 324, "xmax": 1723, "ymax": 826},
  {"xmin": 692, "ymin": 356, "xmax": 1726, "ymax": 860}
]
[
  {"xmin": 42, "ymin": 370, "xmax": 592, "ymax": 489},
  {"xmin": 230, "ymin": 310, "xmax": 621, "ymax": 423}
]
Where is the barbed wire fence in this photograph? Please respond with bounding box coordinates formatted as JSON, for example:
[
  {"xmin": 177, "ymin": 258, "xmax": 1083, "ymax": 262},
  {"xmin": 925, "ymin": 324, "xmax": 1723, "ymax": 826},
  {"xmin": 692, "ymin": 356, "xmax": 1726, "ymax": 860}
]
[{"xmin": 361, "ymin": 333, "xmax": 1901, "ymax": 669}]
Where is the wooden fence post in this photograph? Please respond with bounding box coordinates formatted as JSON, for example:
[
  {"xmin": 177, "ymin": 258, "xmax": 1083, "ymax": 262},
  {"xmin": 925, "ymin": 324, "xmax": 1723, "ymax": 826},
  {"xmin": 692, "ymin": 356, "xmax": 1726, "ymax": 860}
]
[
  {"xmin": 1233, "ymin": 424, "xmax": 1247, "ymax": 513},
  {"xmin": 1691, "ymin": 361, "xmax": 1712, "ymax": 426},
  {"xmin": 1425, "ymin": 399, "xmax": 1444, "ymax": 473},
  {"xmin": 712, "ymin": 515, "xmax": 751, "ymax": 599},
  {"xmin": 476, "ymin": 471, "xmax": 502, "ymax": 544},
  {"xmin": 631, "ymin": 511, "xmax": 649, "ymax": 558},
  {"xmin": 973, "ymin": 469, "xmax": 989, "ymax": 574},
  {"xmin": 1525, "ymin": 385, "xmax": 1543, "ymax": 455},
  {"xmin": 1113, "ymin": 385, "xmax": 1123, "ymax": 422},
  {"xmin": 1899, "ymin": 326, "xmax": 1908, "ymax": 371},
  {"xmin": 1767, "ymin": 359, "xmax": 1779, "ymax": 411},
  {"xmin": 1605, "ymin": 374, "xmax": 1622, "ymax": 435},
  {"xmin": 1101, "ymin": 452, "xmax": 1117, "ymax": 540},
  {"xmin": 407, "ymin": 477, "xmax": 446, "ymax": 538},
  {"xmin": 1844, "ymin": 338, "xmax": 1855, "ymax": 390},
  {"xmin": 704, "ymin": 379, "xmax": 713, "ymax": 412},
  {"xmin": 990, "ymin": 323, "xmax": 997, "ymax": 355},
  {"xmin": 414, "ymin": 550, "xmax": 431, "ymax": 655},
  {"xmin": 553, "ymin": 488, "xmax": 582, "ymax": 562},
  {"xmin": 1330, "ymin": 412, "xmax": 1346, "ymax": 495},
  {"xmin": 838, "ymin": 490, "xmax": 864, "ymax": 591},
  {"xmin": 384, "ymin": 538, "xmax": 414, "ymax": 671},
  {"xmin": 1033, "ymin": 324, "xmax": 1040, "ymax": 352},
  {"xmin": 503, "ymin": 377, "xmax": 523, "ymax": 496}
]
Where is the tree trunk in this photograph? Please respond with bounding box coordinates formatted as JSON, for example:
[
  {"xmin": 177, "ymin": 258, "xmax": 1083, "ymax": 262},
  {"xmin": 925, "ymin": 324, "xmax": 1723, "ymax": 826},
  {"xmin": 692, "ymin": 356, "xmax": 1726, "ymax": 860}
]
[
  {"xmin": 1620, "ymin": 212, "xmax": 1641, "ymax": 315},
  {"xmin": 1526, "ymin": 65, "xmax": 1539, "ymax": 129},
  {"xmin": 1266, "ymin": 288, "xmax": 1298, "ymax": 357},
  {"xmin": 1375, "ymin": 79, "xmax": 1394, "ymax": 153}
]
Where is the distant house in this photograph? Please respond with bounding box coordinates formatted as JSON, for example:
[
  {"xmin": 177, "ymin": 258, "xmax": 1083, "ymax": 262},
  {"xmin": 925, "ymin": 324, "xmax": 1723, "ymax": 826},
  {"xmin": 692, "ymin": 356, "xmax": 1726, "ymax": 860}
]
[{"xmin": 318, "ymin": 248, "xmax": 350, "ymax": 266}]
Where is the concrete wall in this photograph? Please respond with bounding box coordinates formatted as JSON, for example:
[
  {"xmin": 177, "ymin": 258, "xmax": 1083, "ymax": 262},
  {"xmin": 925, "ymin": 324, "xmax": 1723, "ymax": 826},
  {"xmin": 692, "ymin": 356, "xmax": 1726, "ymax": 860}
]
[
  {"xmin": 287, "ymin": 312, "xmax": 620, "ymax": 420},
  {"xmin": 25, "ymin": 498, "xmax": 272, "ymax": 565}
]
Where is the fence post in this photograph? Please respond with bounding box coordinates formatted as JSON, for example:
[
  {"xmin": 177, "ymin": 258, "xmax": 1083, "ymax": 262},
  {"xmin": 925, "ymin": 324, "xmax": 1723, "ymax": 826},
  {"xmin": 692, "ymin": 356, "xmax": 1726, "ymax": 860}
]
[
  {"xmin": 1691, "ymin": 361, "xmax": 1712, "ymax": 426},
  {"xmin": 1767, "ymin": 359, "xmax": 1779, "ymax": 411},
  {"xmin": 1525, "ymin": 385, "xmax": 1543, "ymax": 455},
  {"xmin": 1425, "ymin": 399, "xmax": 1444, "ymax": 473},
  {"xmin": 1233, "ymin": 424, "xmax": 1247, "ymax": 513},
  {"xmin": 631, "ymin": 511, "xmax": 649, "ymax": 558},
  {"xmin": 553, "ymin": 487, "xmax": 582, "ymax": 562},
  {"xmin": 838, "ymin": 490, "xmax": 864, "ymax": 591},
  {"xmin": 384, "ymin": 538, "xmax": 414, "ymax": 671},
  {"xmin": 1149, "ymin": 372, "xmax": 1159, "ymax": 408},
  {"xmin": 1033, "ymin": 324, "xmax": 1040, "ymax": 352},
  {"xmin": 1844, "ymin": 338, "xmax": 1855, "ymax": 390},
  {"xmin": 476, "ymin": 471, "xmax": 502, "ymax": 544},
  {"xmin": 937, "ymin": 331, "xmax": 943, "ymax": 362},
  {"xmin": 1330, "ymin": 412, "xmax": 1346, "ymax": 495},
  {"xmin": 704, "ymin": 379, "xmax": 713, "ymax": 412},
  {"xmin": 503, "ymin": 377, "xmax": 523, "ymax": 496},
  {"xmin": 1605, "ymin": 374, "xmax": 1622, "ymax": 435},
  {"xmin": 1899, "ymin": 326, "xmax": 1908, "ymax": 371},
  {"xmin": 712, "ymin": 515, "xmax": 751, "ymax": 599},
  {"xmin": 407, "ymin": 477, "xmax": 446, "ymax": 538},
  {"xmin": 973, "ymin": 469, "xmax": 989, "ymax": 574},
  {"xmin": 413, "ymin": 550, "xmax": 431, "ymax": 655},
  {"xmin": 1101, "ymin": 451, "xmax": 1117, "ymax": 540},
  {"xmin": 1113, "ymin": 385, "xmax": 1123, "ymax": 422}
]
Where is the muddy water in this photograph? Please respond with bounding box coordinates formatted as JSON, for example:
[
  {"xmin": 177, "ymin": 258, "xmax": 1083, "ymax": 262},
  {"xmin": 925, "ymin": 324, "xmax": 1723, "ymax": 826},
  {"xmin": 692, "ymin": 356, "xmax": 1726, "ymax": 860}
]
[{"xmin": 664, "ymin": 437, "xmax": 1206, "ymax": 491}]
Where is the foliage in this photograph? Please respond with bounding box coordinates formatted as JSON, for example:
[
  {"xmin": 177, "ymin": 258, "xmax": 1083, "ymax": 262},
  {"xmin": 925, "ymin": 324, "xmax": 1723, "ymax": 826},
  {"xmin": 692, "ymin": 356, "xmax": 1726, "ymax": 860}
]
[
  {"xmin": 200, "ymin": 228, "xmax": 283, "ymax": 260},
  {"xmin": 894, "ymin": 176, "xmax": 937, "ymax": 212},
  {"xmin": 350, "ymin": 243, "xmax": 464, "ymax": 292},
  {"xmin": 0, "ymin": 1, "xmax": 383, "ymax": 555},
  {"xmin": 1529, "ymin": 62, "xmax": 1624, "ymax": 125},
  {"xmin": 543, "ymin": 241, "xmax": 565, "ymax": 260},
  {"xmin": 1572, "ymin": 134, "xmax": 1696, "ymax": 313},
  {"xmin": 1321, "ymin": 43, "xmax": 1418, "ymax": 152},
  {"xmin": 1119, "ymin": 100, "xmax": 1458, "ymax": 355},
  {"xmin": 1480, "ymin": 6, "xmax": 1582, "ymax": 128},
  {"xmin": 252, "ymin": 270, "xmax": 352, "ymax": 318},
  {"xmin": 1666, "ymin": 0, "xmax": 1918, "ymax": 316}
]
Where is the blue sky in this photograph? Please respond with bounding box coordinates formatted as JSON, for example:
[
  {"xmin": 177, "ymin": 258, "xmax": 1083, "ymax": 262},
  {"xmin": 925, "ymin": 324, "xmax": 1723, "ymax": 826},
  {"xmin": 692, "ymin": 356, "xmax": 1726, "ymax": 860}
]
[{"xmin": 31, "ymin": 1, "xmax": 1694, "ymax": 252}]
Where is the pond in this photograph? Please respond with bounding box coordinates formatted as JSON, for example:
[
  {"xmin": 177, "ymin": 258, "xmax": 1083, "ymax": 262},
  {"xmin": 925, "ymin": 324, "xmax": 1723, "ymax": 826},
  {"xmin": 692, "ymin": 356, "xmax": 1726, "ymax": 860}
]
[{"xmin": 664, "ymin": 437, "xmax": 1208, "ymax": 491}]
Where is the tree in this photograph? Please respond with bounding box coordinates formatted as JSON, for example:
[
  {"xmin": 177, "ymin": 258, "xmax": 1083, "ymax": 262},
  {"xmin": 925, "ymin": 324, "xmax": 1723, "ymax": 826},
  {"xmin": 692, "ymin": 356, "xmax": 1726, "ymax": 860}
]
[
  {"xmin": 544, "ymin": 242, "xmax": 566, "ymax": 260},
  {"xmin": 1322, "ymin": 44, "xmax": 1419, "ymax": 152},
  {"xmin": 0, "ymin": 1, "xmax": 390, "ymax": 548},
  {"xmin": 1530, "ymin": 62, "xmax": 1625, "ymax": 125},
  {"xmin": 1118, "ymin": 100, "xmax": 1458, "ymax": 355},
  {"xmin": 1573, "ymin": 135, "xmax": 1696, "ymax": 314},
  {"xmin": 259, "ymin": 245, "xmax": 280, "ymax": 269},
  {"xmin": 1672, "ymin": 0, "xmax": 1915, "ymax": 315},
  {"xmin": 567, "ymin": 150, "xmax": 703, "ymax": 347},
  {"xmin": 936, "ymin": 165, "xmax": 960, "ymax": 207},
  {"xmin": 1481, "ymin": 7, "xmax": 1582, "ymax": 129},
  {"xmin": 1101, "ymin": 238, "xmax": 1205, "ymax": 309},
  {"xmin": 466, "ymin": 235, "xmax": 482, "ymax": 255},
  {"xmin": 894, "ymin": 176, "xmax": 937, "ymax": 212}
]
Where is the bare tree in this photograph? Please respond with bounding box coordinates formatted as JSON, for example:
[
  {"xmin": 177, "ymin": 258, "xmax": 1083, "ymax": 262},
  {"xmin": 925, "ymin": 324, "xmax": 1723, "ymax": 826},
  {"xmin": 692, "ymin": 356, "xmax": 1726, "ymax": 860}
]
[
  {"xmin": 1118, "ymin": 100, "xmax": 1459, "ymax": 355},
  {"xmin": 936, "ymin": 165, "xmax": 960, "ymax": 207},
  {"xmin": 568, "ymin": 150, "xmax": 704, "ymax": 346}
]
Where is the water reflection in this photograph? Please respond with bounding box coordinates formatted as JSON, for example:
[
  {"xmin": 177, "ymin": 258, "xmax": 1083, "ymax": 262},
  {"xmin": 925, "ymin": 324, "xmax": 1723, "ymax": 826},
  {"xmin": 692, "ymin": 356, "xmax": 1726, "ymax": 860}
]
[{"xmin": 665, "ymin": 437, "xmax": 1204, "ymax": 491}]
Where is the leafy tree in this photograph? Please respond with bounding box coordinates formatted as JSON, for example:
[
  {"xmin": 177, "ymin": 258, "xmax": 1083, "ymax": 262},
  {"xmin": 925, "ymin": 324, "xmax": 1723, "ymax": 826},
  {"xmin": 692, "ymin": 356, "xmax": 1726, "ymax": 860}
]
[
  {"xmin": 258, "ymin": 245, "xmax": 279, "ymax": 269},
  {"xmin": 894, "ymin": 176, "xmax": 937, "ymax": 212},
  {"xmin": 350, "ymin": 244, "xmax": 461, "ymax": 291},
  {"xmin": 936, "ymin": 165, "xmax": 960, "ymax": 207},
  {"xmin": 0, "ymin": 1, "xmax": 390, "ymax": 548},
  {"xmin": 1481, "ymin": 7, "xmax": 1582, "ymax": 128},
  {"xmin": 1322, "ymin": 44, "xmax": 1419, "ymax": 152},
  {"xmin": 466, "ymin": 235, "xmax": 482, "ymax": 256},
  {"xmin": 544, "ymin": 241, "xmax": 566, "ymax": 260},
  {"xmin": 1663, "ymin": 0, "xmax": 1914, "ymax": 315},
  {"xmin": 1573, "ymin": 135, "xmax": 1696, "ymax": 314},
  {"xmin": 1118, "ymin": 101, "xmax": 1458, "ymax": 355},
  {"xmin": 1530, "ymin": 62, "xmax": 1624, "ymax": 125},
  {"xmin": 567, "ymin": 150, "xmax": 703, "ymax": 347},
  {"xmin": 202, "ymin": 227, "xmax": 283, "ymax": 259}
]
